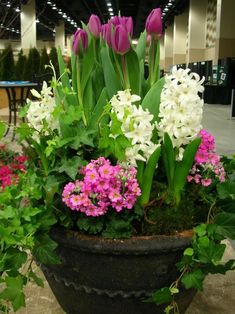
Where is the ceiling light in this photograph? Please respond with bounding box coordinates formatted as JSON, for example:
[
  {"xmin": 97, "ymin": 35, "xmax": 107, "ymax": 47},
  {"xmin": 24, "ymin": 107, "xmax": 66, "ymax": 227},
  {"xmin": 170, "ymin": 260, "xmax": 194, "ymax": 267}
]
[
  {"xmin": 52, "ymin": 5, "xmax": 57, "ymax": 10},
  {"xmin": 110, "ymin": 13, "xmax": 114, "ymax": 16},
  {"xmin": 15, "ymin": 7, "xmax": 20, "ymax": 12},
  {"xmin": 47, "ymin": 1, "xmax": 52, "ymax": 4},
  {"xmin": 108, "ymin": 7, "xmax": 113, "ymax": 12},
  {"xmin": 36, "ymin": 18, "xmax": 39, "ymax": 23},
  {"xmin": 164, "ymin": 7, "xmax": 169, "ymax": 12},
  {"xmin": 6, "ymin": 1, "xmax": 11, "ymax": 7},
  {"xmin": 62, "ymin": 13, "xmax": 67, "ymax": 18},
  {"xmin": 107, "ymin": 2, "xmax": 112, "ymax": 6}
]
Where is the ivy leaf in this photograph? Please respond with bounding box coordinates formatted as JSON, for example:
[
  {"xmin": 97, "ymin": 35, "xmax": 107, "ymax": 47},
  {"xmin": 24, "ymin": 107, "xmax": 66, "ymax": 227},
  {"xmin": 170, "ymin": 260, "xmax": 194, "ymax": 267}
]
[
  {"xmin": 217, "ymin": 181, "xmax": 235, "ymax": 200},
  {"xmin": 197, "ymin": 241, "xmax": 226, "ymax": 264},
  {"xmin": 3, "ymin": 248, "xmax": 27, "ymax": 271},
  {"xmin": 146, "ymin": 287, "xmax": 172, "ymax": 305},
  {"xmin": 214, "ymin": 212, "xmax": 235, "ymax": 239},
  {"xmin": 61, "ymin": 105, "xmax": 83, "ymax": 124},
  {"xmin": 58, "ymin": 156, "xmax": 85, "ymax": 180},
  {"xmin": 77, "ymin": 216, "xmax": 103, "ymax": 234},
  {"xmin": 70, "ymin": 127, "xmax": 95, "ymax": 149},
  {"xmin": 15, "ymin": 123, "xmax": 33, "ymax": 141},
  {"xmin": 198, "ymin": 236, "xmax": 210, "ymax": 248},
  {"xmin": 184, "ymin": 248, "xmax": 194, "ymax": 256},
  {"xmin": 102, "ymin": 218, "xmax": 132, "ymax": 239},
  {"xmin": 206, "ymin": 259, "xmax": 235, "ymax": 275},
  {"xmin": 0, "ymin": 276, "xmax": 25, "ymax": 311},
  {"xmin": 33, "ymin": 234, "xmax": 60, "ymax": 265},
  {"xmin": 195, "ymin": 224, "xmax": 207, "ymax": 237},
  {"xmin": 28, "ymin": 270, "xmax": 44, "ymax": 287},
  {"xmin": 181, "ymin": 269, "xmax": 205, "ymax": 291}
]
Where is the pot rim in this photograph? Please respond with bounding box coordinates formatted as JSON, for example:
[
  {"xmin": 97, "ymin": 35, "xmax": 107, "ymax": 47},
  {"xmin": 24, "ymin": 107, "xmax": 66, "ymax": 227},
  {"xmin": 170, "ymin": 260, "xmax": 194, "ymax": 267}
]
[{"xmin": 50, "ymin": 227, "xmax": 193, "ymax": 255}]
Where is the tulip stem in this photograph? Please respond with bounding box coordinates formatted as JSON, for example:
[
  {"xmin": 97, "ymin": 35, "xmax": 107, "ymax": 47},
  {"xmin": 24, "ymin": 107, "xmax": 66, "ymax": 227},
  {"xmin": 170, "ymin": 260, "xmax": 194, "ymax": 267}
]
[
  {"xmin": 149, "ymin": 36, "xmax": 156, "ymax": 87},
  {"xmin": 77, "ymin": 57, "xmax": 87, "ymax": 126},
  {"xmin": 121, "ymin": 54, "xmax": 130, "ymax": 89}
]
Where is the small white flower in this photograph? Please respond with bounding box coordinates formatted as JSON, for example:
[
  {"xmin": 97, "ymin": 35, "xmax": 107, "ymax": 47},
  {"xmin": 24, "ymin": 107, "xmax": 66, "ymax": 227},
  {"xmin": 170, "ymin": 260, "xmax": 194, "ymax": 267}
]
[
  {"xmin": 26, "ymin": 83, "xmax": 59, "ymax": 141},
  {"xmin": 110, "ymin": 90, "xmax": 158, "ymax": 165},
  {"xmin": 157, "ymin": 67, "xmax": 204, "ymax": 154}
]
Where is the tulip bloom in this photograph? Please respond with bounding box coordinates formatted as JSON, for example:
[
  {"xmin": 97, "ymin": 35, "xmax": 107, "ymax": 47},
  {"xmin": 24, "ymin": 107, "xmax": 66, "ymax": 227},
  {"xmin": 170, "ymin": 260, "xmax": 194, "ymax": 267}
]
[
  {"xmin": 72, "ymin": 29, "xmax": 88, "ymax": 55},
  {"xmin": 101, "ymin": 23, "xmax": 112, "ymax": 47},
  {"xmin": 88, "ymin": 14, "xmax": 101, "ymax": 38},
  {"xmin": 110, "ymin": 16, "xmax": 133, "ymax": 37},
  {"xmin": 111, "ymin": 24, "xmax": 130, "ymax": 55},
  {"xmin": 145, "ymin": 8, "xmax": 162, "ymax": 37}
]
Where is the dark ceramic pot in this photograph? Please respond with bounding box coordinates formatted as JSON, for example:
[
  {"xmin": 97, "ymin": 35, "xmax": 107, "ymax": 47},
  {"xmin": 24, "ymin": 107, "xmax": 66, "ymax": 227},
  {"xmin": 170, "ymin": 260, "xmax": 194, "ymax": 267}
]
[{"xmin": 41, "ymin": 228, "xmax": 195, "ymax": 314}]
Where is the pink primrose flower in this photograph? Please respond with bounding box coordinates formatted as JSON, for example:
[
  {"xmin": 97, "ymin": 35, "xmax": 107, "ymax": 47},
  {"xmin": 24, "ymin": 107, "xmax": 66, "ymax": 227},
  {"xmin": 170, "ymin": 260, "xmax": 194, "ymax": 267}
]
[
  {"xmin": 62, "ymin": 158, "xmax": 141, "ymax": 216},
  {"xmin": 201, "ymin": 178, "xmax": 212, "ymax": 186}
]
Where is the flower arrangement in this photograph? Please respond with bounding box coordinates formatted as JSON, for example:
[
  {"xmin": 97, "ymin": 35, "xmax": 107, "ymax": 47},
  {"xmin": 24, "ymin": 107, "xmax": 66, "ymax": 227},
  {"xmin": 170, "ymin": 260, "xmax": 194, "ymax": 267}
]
[
  {"xmin": 0, "ymin": 7, "xmax": 235, "ymax": 314},
  {"xmin": 0, "ymin": 143, "xmax": 27, "ymax": 190}
]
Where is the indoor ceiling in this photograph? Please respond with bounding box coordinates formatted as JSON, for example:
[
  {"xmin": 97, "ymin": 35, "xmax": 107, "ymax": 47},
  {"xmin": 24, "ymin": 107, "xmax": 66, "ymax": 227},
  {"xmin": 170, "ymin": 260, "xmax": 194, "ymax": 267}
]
[{"xmin": 0, "ymin": 0, "xmax": 189, "ymax": 41}]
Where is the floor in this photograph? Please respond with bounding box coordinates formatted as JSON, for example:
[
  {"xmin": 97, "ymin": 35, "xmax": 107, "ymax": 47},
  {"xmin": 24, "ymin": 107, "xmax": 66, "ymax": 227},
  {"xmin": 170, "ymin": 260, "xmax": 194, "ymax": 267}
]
[{"xmin": 1, "ymin": 103, "xmax": 235, "ymax": 314}]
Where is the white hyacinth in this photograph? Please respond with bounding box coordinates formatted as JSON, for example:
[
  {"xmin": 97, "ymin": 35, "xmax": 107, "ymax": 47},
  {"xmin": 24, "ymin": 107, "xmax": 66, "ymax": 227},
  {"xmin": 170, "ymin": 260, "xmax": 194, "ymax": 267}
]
[
  {"xmin": 26, "ymin": 82, "xmax": 59, "ymax": 141},
  {"xmin": 110, "ymin": 90, "xmax": 159, "ymax": 166},
  {"xmin": 157, "ymin": 66, "xmax": 204, "ymax": 156}
]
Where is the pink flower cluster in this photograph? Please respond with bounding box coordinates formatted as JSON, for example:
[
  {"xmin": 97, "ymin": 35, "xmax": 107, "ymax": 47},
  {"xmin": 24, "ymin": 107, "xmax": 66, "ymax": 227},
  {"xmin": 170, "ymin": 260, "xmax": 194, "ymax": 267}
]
[
  {"xmin": 62, "ymin": 157, "xmax": 141, "ymax": 217},
  {"xmin": 0, "ymin": 145, "xmax": 27, "ymax": 190},
  {"xmin": 187, "ymin": 129, "xmax": 225, "ymax": 186}
]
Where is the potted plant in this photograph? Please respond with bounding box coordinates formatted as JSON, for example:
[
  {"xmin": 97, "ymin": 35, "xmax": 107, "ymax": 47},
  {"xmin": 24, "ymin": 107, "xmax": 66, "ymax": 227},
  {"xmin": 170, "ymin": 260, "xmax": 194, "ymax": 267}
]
[{"xmin": 0, "ymin": 8, "xmax": 235, "ymax": 314}]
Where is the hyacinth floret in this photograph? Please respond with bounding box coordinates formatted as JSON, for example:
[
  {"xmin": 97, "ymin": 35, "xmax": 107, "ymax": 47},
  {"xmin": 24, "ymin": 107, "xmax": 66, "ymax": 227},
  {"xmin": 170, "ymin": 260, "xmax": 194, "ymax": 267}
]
[
  {"xmin": 157, "ymin": 66, "xmax": 205, "ymax": 156},
  {"xmin": 110, "ymin": 90, "xmax": 160, "ymax": 166},
  {"xmin": 62, "ymin": 157, "xmax": 141, "ymax": 216},
  {"xmin": 187, "ymin": 129, "xmax": 225, "ymax": 186}
]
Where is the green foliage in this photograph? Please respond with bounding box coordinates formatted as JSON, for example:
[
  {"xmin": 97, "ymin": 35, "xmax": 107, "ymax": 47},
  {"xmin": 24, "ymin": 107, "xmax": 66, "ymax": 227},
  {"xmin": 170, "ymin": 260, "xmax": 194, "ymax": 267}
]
[
  {"xmin": 162, "ymin": 133, "xmax": 201, "ymax": 204},
  {"xmin": 39, "ymin": 47, "xmax": 50, "ymax": 75},
  {"xmin": 0, "ymin": 46, "xmax": 15, "ymax": 80},
  {"xmin": 0, "ymin": 170, "xmax": 58, "ymax": 312},
  {"xmin": 23, "ymin": 47, "xmax": 40, "ymax": 80},
  {"xmin": 49, "ymin": 47, "xmax": 59, "ymax": 77},
  {"xmin": 0, "ymin": 121, "xmax": 6, "ymax": 139},
  {"xmin": 150, "ymin": 168, "xmax": 235, "ymax": 313},
  {"xmin": 15, "ymin": 49, "xmax": 27, "ymax": 80}
]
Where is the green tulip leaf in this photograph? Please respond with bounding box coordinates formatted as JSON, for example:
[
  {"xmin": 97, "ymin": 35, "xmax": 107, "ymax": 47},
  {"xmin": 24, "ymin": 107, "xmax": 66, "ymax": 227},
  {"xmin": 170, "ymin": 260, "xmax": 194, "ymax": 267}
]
[
  {"xmin": 142, "ymin": 77, "xmax": 165, "ymax": 122},
  {"xmin": 126, "ymin": 49, "xmax": 141, "ymax": 95},
  {"xmin": 100, "ymin": 46, "xmax": 122, "ymax": 99},
  {"xmin": 162, "ymin": 133, "xmax": 175, "ymax": 187},
  {"xmin": 135, "ymin": 30, "xmax": 147, "ymax": 61},
  {"xmin": 140, "ymin": 146, "xmax": 161, "ymax": 206},
  {"xmin": 173, "ymin": 137, "xmax": 201, "ymax": 203},
  {"xmin": 81, "ymin": 40, "xmax": 95, "ymax": 91}
]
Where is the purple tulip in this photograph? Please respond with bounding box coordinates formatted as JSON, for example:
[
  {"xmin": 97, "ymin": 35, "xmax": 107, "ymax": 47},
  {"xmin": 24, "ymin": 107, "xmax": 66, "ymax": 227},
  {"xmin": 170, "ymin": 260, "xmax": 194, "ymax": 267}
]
[
  {"xmin": 101, "ymin": 23, "xmax": 112, "ymax": 47},
  {"xmin": 145, "ymin": 8, "xmax": 162, "ymax": 37},
  {"xmin": 72, "ymin": 29, "xmax": 88, "ymax": 55},
  {"xmin": 111, "ymin": 24, "xmax": 130, "ymax": 55},
  {"xmin": 88, "ymin": 14, "xmax": 101, "ymax": 38},
  {"xmin": 110, "ymin": 16, "xmax": 133, "ymax": 37}
]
